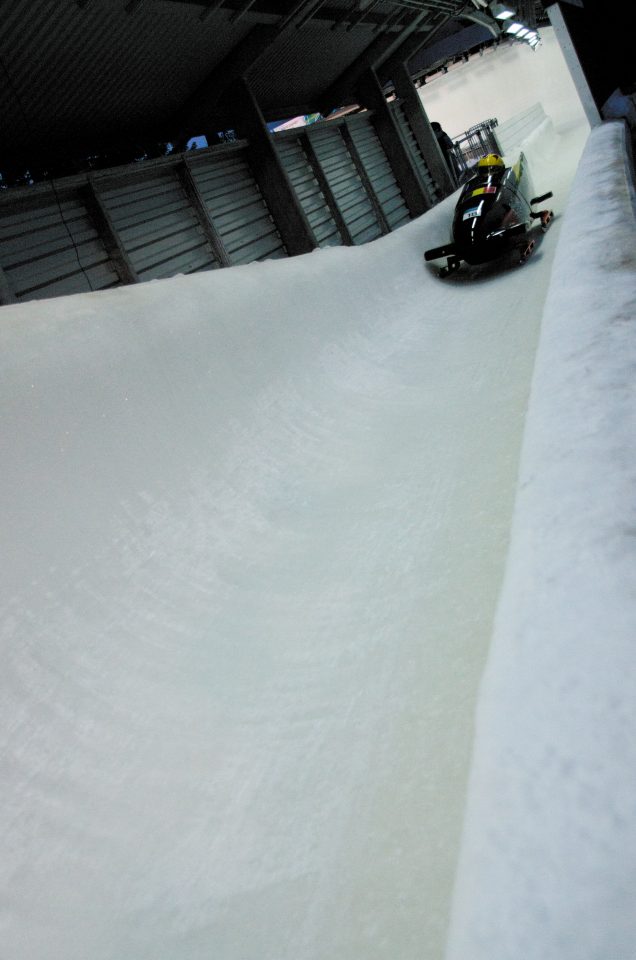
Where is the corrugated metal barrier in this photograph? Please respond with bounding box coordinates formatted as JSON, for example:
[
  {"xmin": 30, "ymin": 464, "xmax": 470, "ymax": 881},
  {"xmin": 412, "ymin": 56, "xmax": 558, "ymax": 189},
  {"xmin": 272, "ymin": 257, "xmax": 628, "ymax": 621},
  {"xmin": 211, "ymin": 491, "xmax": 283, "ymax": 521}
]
[
  {"xmin": 273, "ymin": 135, "xmax": 343, "ymax": 248},
  {"xmin": 0, "ymin": 142, "xmax": 288, "ymax": 304},
  {"xmin": 299, "ymin": 120, "xmax": 384, "ymax": 244},
  {"xmin": 0, "ymin": 189, "xmax": 119, "ymax": 302},
  {"xmin": 187, "ymin": 149, "xmax": 287, "ymax": 265},
  {"xmin": 0, "ymin": 109, "xmax": 430, "ymax": 305},
  {"xmin": 274, "ymin": 111, "xmax": 411, "ymax": 247},
  {"xmin": 98, "ymin": 169, "xmax": 216, "ymax": 282}
]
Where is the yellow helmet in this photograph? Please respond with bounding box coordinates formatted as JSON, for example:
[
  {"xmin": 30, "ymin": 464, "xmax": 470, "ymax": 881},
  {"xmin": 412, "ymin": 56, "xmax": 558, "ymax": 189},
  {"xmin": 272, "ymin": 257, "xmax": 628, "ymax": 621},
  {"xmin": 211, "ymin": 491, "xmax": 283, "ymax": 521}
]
[{"xmin": 477, "ymin": 153, "xmax": 505, "ymax": 168}]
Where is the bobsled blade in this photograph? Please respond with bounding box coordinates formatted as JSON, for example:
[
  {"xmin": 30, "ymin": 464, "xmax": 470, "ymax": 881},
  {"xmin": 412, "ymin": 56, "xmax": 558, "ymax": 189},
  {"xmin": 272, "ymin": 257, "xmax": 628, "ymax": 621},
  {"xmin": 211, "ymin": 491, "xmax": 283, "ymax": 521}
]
[
  {"xmin": 424, "ymin": 243, "xmax": 457, "ymax": 262},
  {"xmin": 530, "ymin": 191, "xmax": 553, "ymax": 205}
]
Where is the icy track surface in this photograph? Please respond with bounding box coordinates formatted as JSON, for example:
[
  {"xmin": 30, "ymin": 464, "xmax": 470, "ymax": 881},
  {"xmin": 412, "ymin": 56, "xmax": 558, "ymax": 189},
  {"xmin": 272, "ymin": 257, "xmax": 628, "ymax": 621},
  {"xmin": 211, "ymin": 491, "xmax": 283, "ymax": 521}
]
[{"xmin": 1, "ymin": 121, "xmax": 587, "ymax": 960}]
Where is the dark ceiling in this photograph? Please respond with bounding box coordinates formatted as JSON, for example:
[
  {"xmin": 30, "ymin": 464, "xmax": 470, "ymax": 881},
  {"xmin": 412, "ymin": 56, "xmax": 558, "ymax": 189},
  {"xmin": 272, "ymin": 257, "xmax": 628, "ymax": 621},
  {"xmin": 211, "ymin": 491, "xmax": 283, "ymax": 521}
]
[{"xmin": 1, "ymin": 0, "xmax": 550, "ymax": 174}]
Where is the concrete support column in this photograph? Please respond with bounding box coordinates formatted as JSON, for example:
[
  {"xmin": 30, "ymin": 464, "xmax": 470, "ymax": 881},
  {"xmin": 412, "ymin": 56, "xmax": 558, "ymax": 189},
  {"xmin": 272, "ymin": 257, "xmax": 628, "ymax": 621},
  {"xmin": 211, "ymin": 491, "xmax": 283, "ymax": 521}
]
[
  {"xmin": 175, "ymin": 160, "xmax": 232, "ymax": 267},
  {"xmin": 231, "ymin": 77, "xmax": 317, "ymax": 256},
  {"xmin": 300, "ymin": 133, "xmax": 354, "ymax": 245},
  {"xmin": 391, "ymin": 61, "xmax": 456, "ymax": 196},
  {"xmin": 81, "ymin": 180, "xmax": 139, "ymax": 285},
  {"xmin": 356, "ymin": 67, "xmax": 430, "ymax": 217},
  {"xmin": 340, "ymin": 124, "xmax": 390, "ymax": 235}
]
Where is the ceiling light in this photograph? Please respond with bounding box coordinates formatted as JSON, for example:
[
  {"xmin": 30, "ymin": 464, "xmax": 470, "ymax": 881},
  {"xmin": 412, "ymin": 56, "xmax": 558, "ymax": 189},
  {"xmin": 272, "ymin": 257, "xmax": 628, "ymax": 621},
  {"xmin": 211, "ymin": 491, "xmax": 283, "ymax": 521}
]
[{"xmin": 490, "ymin": 3, "xmax": 515, "ymax": 19}]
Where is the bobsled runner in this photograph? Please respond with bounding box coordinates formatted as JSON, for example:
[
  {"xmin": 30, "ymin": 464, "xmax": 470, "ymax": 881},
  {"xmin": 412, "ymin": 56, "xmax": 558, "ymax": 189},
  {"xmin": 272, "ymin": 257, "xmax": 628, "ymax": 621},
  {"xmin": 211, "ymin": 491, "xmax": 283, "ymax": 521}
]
[{"xmin": 424, "ymin": 152, "xmax": 553, "ymax": 278}]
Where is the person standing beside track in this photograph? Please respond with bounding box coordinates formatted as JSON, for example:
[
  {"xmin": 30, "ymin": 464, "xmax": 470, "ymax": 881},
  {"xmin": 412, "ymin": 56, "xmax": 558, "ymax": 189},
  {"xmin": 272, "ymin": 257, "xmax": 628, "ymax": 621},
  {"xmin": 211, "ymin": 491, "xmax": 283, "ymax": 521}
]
[{"xmin": 431, "ymin": 121, "xmax": 460, "ymax": 183}]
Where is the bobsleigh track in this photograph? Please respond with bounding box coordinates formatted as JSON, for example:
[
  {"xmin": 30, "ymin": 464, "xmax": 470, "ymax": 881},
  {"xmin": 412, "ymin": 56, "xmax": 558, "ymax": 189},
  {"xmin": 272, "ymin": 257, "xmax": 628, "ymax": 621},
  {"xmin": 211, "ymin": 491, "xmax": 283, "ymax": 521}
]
[{"xmin": 0, "ymin": 120, "xmax": 589, "ymax": 960}]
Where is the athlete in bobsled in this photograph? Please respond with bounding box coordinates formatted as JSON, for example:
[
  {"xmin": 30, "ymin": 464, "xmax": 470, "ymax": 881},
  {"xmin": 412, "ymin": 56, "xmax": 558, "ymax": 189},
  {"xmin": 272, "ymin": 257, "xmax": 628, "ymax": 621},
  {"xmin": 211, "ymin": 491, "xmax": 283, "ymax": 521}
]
[{"xmin": 424, "ymin": 152, "xmax": 554, "ymax": 277}]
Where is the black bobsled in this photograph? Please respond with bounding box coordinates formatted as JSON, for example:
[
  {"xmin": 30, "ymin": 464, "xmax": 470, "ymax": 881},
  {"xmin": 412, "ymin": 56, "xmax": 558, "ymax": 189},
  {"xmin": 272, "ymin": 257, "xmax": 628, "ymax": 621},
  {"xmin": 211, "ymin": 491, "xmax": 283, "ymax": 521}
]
[{"xmin": 424, "ymin": 152, "xmax": 553, "ymax": 277}]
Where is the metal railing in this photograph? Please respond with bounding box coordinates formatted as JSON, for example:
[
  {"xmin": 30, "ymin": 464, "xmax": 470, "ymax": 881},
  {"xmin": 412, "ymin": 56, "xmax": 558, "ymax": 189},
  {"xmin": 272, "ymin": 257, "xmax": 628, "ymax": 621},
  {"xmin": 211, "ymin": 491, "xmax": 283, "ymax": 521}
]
[{"xmin": 448, "ymin": 119, "xmax": 502, "ymax": 182}]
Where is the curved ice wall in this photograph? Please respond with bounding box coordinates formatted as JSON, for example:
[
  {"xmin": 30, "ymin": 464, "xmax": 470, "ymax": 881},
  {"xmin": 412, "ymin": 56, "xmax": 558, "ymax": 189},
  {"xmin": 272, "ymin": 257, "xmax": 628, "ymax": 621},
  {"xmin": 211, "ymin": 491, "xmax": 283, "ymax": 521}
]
[
  {"xmin": 446, "ymin": 120, "xmax": 636, "ymax": 960},
  {"xmin": 1, "ymin": 114, "xmax": 590, "ymax": 960}
]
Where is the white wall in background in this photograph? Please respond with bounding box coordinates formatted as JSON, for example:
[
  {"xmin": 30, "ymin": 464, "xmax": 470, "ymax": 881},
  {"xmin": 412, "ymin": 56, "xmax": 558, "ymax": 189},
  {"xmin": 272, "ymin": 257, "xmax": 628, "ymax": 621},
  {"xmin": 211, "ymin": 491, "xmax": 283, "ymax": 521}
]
[{"xmin": 419, "ymin": 27, "xmax": 587, "ymax": 139}]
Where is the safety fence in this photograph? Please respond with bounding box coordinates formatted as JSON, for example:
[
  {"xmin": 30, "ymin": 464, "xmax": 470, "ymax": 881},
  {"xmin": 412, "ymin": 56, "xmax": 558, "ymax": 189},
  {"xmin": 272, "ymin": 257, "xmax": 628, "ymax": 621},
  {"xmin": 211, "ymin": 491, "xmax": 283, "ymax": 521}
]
[
  {"xmin": 448, "ymin": 119, "xmax": 501, "ymax": 182},
  {"xmin": 447, "ymin": 104, "xmax": 553, "ymax": 182}
]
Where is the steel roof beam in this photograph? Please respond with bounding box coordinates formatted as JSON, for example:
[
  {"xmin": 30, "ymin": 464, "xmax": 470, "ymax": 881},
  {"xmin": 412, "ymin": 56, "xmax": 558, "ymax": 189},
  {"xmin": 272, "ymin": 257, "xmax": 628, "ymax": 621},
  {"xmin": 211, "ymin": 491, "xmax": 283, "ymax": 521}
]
[
  {"xmin": 329, "ymin": 0, "xmax": 362, "ymax": 32},
  {"xmin": 372, "ymin": 6, "xmax": 407, "ymax": 35},
  {"xmin": 317, "ymin": 8, "xmax": 430, "ymax": 113},
  {"xmin": 378, "ymin": 8, "xmax": 453, "ymax": 79},
  {"xmin": 199, "ymin": 0, "xmax": 226, "ymax": 19},
  {"xmin": 292, "ymin": 0, "xmax": 328, "ymax": 29},
  {"xmin": 356, "ymin": 66, "xmax": 430, "ymax": 215},
  {"xmin": 149, "ymin": 0, "xmax": 404, "ymax": 29},
  {"xmin": 229, "ymin": 0, "xmax": 260, "ymax": 22},
  {"xmin": 345, "ymin": 0, "xmax": 383, "ymax": 32},
  {"xmin": 170, "ymin": 25, "xmax": 279, "ymax": 143},
  {"xmin": 277, "ymin": 0, "xmax": 327, "ymax": 31}
]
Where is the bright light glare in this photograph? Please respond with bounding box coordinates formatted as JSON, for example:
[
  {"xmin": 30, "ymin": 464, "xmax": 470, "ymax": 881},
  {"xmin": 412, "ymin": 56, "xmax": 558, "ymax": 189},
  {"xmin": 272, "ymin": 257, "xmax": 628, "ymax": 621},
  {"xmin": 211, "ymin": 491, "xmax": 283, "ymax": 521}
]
[{"xmin": 490, "ymin": 3, "xmax": 515, "ymax": 19}]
